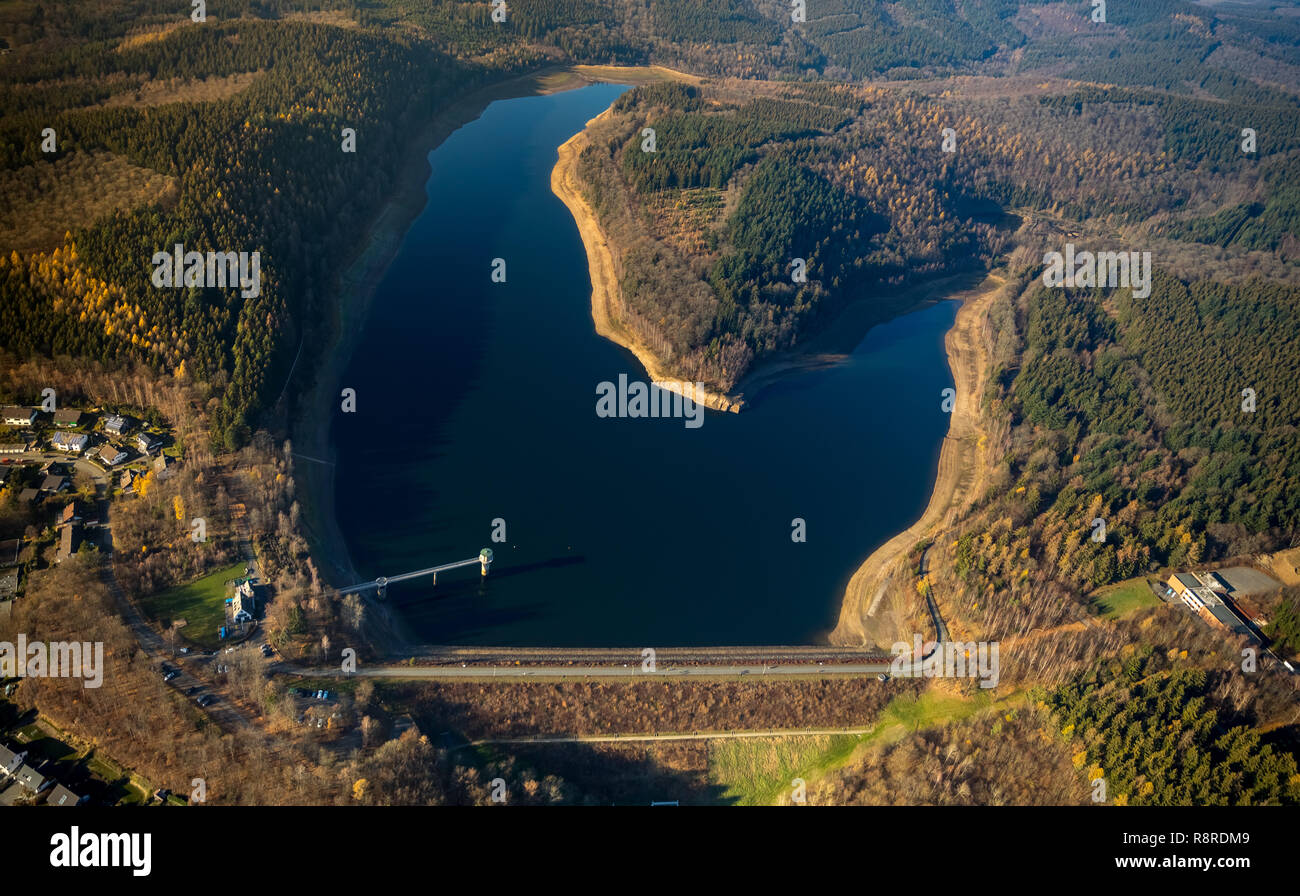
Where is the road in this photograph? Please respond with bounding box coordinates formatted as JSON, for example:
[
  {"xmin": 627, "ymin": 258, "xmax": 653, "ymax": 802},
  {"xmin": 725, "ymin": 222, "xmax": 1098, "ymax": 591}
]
[
  {"xmin": 282, "ymin": 660, "xmax": 897, "ymax": 681},
  {"xmin": 275, "ymin": 642, "xmax": 937, "ymax": 681},
  {"xmin": 917, "ymin": 544, "xmax": 950, "ymax": 643}
]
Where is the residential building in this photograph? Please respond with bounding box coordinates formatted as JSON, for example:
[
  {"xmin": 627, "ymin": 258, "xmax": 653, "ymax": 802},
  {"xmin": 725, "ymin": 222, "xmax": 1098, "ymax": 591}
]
[
  {"xmin": 0, "ymin": 744, "xmax": 25, "ymax": 777},
  {"xmin": 0, "ymin": 443, "xmax": 27, "ymax": 454},
  {"xmin": 14, "ymin": 764, "xmax": 47, "ymax": 792},
  {"xmin": 58, "ymin": 524, "xmax": 83, "ymax": 563},
  {"xmin": 40, "ymin": 475, "xmax": 68, "ymax": 493},
  {"xmin": 17, "ymin": 488, "xmax": 40, "ymax": 504},
  {"xmin": 59, "ymin": 502, "xmax": 81, "ymax": 527},
  {"xmin": 95, "ymin": 444, "xmax": 127, "ymax": 467},
  {"xmin": 46, "ymin": 783, "xmax": 87, "ymax": 806},
  {"xmin": 135, "ymin": 431, "xmax": 162, "ymax": 454},
  {"xmin": 153, "ymin": 453, "xmax": 175, "ymax": 479},
  {"xmin": 1, "ymin": 407, "xmax": 36, "ymax": 427},
  {"xmin": 232, "ymin": 581, "xmax": 257, "ymax": 623},
  {"xmin": 52, "ymin": 408, "xmax": 83, "ymax": 427},
  {"xmin": 103, "ymin": 414, "xmax": 131, "ymax": 435},
  {"xmin": 50, "ymin": 431, "xmax": 89, "ymax": 454}
]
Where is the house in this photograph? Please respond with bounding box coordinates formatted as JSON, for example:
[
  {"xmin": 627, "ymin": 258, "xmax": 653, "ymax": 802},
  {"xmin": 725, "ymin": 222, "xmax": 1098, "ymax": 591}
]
[
  {"xmin": 57, "ymin": 524, "xmax": 83, "ymax": 563},
  {"xmin": 103, "ymin": 414, "xmax": 132, "ymax": 436},
  {"xmin": 231, "ymin": 579, "xmax": 260, "ymax": 623},
  {"xmin": 135, "ymin": 431, "xmax": 162, "ymax": 454},
  {"xmin": 46, "ymin": 783, "xmax": 87, "ymax": 806},
  {"xmin": 52, "ymin": 408, "xmax": 83, "ymax": 427},
  {"xmin": 59, "ymin": 502, "xmax": 81, "ymax": 527},
  {"xmin": 17, "ymin": 488, "xmax": 40, "ymax": 505},
  {"xmin": 1166, "ymin": 572, "xmax": 1259, "ymax": 643},
  {"xmin": 14, "ymin": 763, "xmax": 47, "ymax": 792},
  {"xmin": 153, "ymin": 453, "xmax": 175, "ymax": 479},
  {"xmin": 0, "ymin": 744, "xmax": 25, "ymax": 777},
  {"xmin": 0, "ymin": 443, "xmax": 27, "ymax": 455},
  {"xmin": 120, "ymin": 469, "xmax": 138, "ymax": 491},
  {"xmin": 1, "ymin": 407, "xmax": 36, "ymax": 427},
  {"xmin": 0, "ymin": 538, "xmax": 19, "ymax": 566},
  {"xmin": 50, "ymin": 431, "xmax": 89, "ymax": 454},
  {"xmin": 95, "ymin": 443, "xmax": 127, "ymax": 467},
  {"xmin": 40, "ymin": 475, "xmax": 68, "ymax": 494},
  {"xmin": 232, "ymin": 592, "xmax": 255, "ymax": 624}
]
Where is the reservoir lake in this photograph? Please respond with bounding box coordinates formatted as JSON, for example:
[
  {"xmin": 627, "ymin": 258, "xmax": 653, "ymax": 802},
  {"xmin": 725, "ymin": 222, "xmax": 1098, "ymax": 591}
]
[{"xmin": 332, "ymin": 82, "xmax": 958, "ymax": 647}]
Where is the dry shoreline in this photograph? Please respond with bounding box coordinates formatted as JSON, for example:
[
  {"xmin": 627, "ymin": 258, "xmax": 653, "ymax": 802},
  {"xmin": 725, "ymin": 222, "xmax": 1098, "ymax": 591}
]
[{"xmin": 828, "ymin": 271, "xmax": 1009, "ymax": 647}]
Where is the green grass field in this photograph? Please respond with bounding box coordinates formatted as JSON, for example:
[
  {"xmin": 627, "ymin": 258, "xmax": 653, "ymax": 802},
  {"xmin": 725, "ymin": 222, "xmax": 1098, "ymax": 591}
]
[
  {"xmin": 708, "ymin": 688, "xmax": 1024, "ymax": 805},
  {"xmin": 1092, "ymin": 577, "xmax": 1162, "ymax": 619},
  {"xmin": 139, "ymin": 561, "xmax": 245, "ymax": 649}
]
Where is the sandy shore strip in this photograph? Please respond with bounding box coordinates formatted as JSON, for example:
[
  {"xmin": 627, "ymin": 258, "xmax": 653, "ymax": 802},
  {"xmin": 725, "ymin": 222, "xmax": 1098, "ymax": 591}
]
[{"xmin": 829, "ymin": 270, "xmax": 1011, "ymax": 648}]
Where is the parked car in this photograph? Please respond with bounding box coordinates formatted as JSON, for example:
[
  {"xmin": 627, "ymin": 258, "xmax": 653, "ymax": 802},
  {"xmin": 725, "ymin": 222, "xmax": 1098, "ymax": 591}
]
[
  {"xmin": 163, "ymin": 670, "xmax": 179, "ymax": 682},
  {"xmin": 260, "ymin": 644, "xmax": 273, "ymax": 658}
]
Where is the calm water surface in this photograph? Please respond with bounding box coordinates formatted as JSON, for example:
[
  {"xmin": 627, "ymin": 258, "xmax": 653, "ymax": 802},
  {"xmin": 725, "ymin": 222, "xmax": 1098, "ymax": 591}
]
[{"xmin": 333, "ymin": 83, "xmax": 958, "ymax": 646}]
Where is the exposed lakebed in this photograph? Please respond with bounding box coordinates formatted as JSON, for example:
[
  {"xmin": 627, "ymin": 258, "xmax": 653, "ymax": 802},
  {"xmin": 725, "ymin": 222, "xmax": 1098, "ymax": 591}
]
[{"xmin": 332, "ymin": 82, "xmax": 958, "ymax": 647}]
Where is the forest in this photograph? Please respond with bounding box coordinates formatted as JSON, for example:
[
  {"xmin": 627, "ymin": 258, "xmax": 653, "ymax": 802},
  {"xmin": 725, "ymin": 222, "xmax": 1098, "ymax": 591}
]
[
  {"xmin": 0, "ymin": 13, "xmax": 541, "ymax": 449},
  {"xmin": 944, "ymin": 270, "xmax": 1300, "ymax": 615},
  {"xmin": 1049, "ymin": 665, "xmax": 1298, "ymax": 805}
]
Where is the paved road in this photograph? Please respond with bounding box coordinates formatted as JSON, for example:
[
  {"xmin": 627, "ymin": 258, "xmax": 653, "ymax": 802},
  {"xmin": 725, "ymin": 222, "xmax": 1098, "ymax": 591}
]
[
  {"xmin": 276, "ymin": 642, "xmax": 929, "ymax": 680},
  {"xmin": 300, "ymin": 661, "xmax": 897, "ymax": 680}
]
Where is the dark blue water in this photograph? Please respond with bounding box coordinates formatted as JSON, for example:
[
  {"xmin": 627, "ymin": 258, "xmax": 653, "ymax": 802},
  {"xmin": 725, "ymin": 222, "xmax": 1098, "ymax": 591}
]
[{"xmin": 332, "ymin": 83, "xmax": 958, "ymax": 646}]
